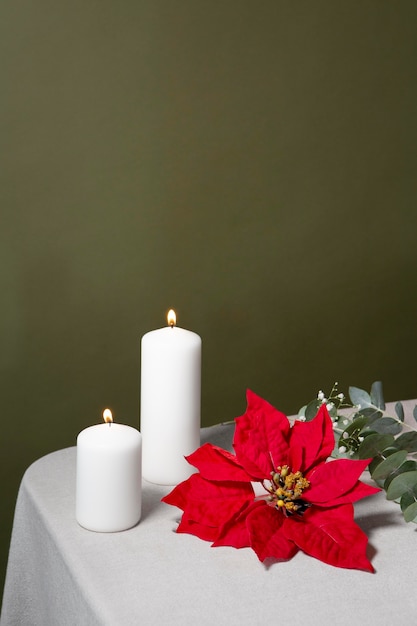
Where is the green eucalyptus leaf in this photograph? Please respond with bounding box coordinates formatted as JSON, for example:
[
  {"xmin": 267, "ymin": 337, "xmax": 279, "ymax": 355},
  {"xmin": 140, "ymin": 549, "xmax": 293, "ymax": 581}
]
[
  {"xmin": 357, "ymin": 433, "xmax": 395, "ymax": 459},
  {"xmin": 343, "ymin": 415, "xmax": 370, "ymax": 436},
  {"xmin": 400, "ymin": 491, "xmax": 415, "ymax": 510},
  {"xmin": 386, "ymin": 470, "xmax": 417, "ymax": 501},
  {"xmin": 403, "ymin": 501, "xmax": 417, "ymax": 523},
  {"xmin": 349, "ymin": 386, "xmax": 372, "ymax": 409},
  {"xmin": 370, "ymin": 381, "xmax": 385, "ymax": 410},
  {"xmin": 367, "ymin": 447, "xmax": 399, "ymax": 476},
  {"xmin": 363, "ymin": 417, "xmax": 402, "ymax": 436},
  {"xmin": 400, "ymin": 488, "xmax": 417, "ymax": 522},
  {"xmin": 382, "ymin": 446, "xmax": 405, "ymax": 456},
  {"xmin": 384, "ymin": 460, "xmax": 417, "ymax": 491},
  {"xmin": 305, "ymin": 399, "xmax": 321, "ymax": 421},
  {"xmin": 368, "ymin": 456, "xmax": 383, "ymax": 476},
  {"xmin": 298, "ymin": 405, "xmax": 307, "ymax": 418},
  {"xmin": 358, "ymin": 407, "xmax": 383, "ymax": 420},
  {"xmin": 371, "ymin": 450, "xmax": 408, "ymax": 480},
  {"xmin": 395, "ymin": 402, "xmax": 404, "ymax": 422},
  {"xmin": 413, "ymin": 406, "xmax": 417, "ymax": 423},
  {"xmin": 394, "ymin": 432, "xmax": 417, "ymax": 453}
]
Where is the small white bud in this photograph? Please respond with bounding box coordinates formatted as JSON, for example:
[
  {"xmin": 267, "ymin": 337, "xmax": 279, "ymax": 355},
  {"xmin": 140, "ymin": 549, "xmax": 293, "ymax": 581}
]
[
  {"xmin": 338, "ymin": 446, "xmax": 347, "ymax": 454},
  {"xmin": 337, "ymin": 393, "xmax": 345, "ymax": 400},
  {"xmin": 317, "ymin": 391, "xmax": 325, "ymax": 400},
  {"xmin": 342, "ymin": 432, "xmax": 349, "ymax": 439},
  {"xmin": 326, "ymin": 402, "xmax": 334, "ymax": 411}
]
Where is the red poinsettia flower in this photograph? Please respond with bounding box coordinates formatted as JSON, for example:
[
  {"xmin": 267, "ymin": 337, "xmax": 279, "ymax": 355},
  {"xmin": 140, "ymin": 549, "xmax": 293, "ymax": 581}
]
[{"xmin": 162, "ymin": 390, "xmax": 380, "ymax": 571}]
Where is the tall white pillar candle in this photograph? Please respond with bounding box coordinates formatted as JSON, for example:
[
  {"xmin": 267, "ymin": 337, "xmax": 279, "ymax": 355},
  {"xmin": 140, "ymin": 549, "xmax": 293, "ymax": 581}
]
[
  {"xmin": 140, "ymin": 310, "xmax": 201, "ymax": 485},
  {"xmin": 76, "ymin": 410, "xmax": 142, "ymax": 532}
]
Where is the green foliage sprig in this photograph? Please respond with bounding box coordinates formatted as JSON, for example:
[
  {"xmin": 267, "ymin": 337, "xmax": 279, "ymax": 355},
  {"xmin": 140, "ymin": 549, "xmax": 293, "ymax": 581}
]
[{"xmin": 298, "ymin": 381, "xmax": 417, "ymax": 524}]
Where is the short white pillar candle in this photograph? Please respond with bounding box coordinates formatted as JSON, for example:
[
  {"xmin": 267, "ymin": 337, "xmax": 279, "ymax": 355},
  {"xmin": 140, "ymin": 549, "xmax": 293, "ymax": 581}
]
[{"xmin": 76, "ymin": 409, "xmax": 142, "ymax": 532}]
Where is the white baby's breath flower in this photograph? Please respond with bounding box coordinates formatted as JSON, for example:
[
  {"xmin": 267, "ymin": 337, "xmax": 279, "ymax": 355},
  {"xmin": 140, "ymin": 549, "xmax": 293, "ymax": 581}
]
[
  {"xmin": 338, "ymin": 446, "xmax": 347, "ymax": 454},
  {"xmin": 317, "ymin": 390, "xmax": 325, "ymax": 401},
  {"xmin": 342, "ymin": 432, "xmax": 349, "ymax": 439},
  {"xmin": 326, "ymin": 402, "xmax": 334, "ymax": 411}
]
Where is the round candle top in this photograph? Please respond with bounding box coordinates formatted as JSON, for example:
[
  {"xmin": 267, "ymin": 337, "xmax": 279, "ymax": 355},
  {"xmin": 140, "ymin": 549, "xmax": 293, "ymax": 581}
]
[
  {"xmin": 142, "ymin": 310, "xmax": 201, "ymax": 349},
  {"xmin": 78, "ymin": 422, "xmax": 141, "ymax": 445}
]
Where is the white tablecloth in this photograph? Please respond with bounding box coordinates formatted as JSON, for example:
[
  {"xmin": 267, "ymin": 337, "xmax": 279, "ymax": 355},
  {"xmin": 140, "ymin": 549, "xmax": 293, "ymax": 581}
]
[{"xmin": 2, "ymin": 401, "xmax": 417, "ymax": 625}]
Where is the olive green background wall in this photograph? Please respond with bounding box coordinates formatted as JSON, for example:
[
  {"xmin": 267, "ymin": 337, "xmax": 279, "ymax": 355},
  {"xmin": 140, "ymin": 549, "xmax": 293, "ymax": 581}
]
[{"xmin": 1, "ymin": 1, "xmax": 416, "ymax": 598}]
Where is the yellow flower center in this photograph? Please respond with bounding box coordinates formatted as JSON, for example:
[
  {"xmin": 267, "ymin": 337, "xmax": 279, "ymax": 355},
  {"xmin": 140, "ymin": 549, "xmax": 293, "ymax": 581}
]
[{"xmin": 266, "ymin": 465, "xmax": 311, "ymax": 516}]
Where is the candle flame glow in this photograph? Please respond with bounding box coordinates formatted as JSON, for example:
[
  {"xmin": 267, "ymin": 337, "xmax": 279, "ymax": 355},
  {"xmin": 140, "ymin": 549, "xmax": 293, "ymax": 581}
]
[
  {"xmin": 103, "ymin": 409, "xmax": 113, "ymax": 424},
  {"xmin": 167, "ymin": 309, "xmax": 176, "ymax": 327}
]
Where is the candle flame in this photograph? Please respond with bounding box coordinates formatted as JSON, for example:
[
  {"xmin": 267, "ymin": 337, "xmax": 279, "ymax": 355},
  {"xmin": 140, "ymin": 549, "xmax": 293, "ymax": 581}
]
[
  {"xmin": 167, "ymin": 309, "xmax": 176, "ymax": 327},
  {"xmin": 103, "ymin": 408, "xmax": 113, "ymax": 424}
]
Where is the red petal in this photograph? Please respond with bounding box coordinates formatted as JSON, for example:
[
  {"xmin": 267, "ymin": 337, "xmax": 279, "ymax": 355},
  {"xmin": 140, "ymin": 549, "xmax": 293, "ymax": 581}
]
[
  {"xmin": 177, "ymin": 514, "xmax": 219, "ymax": 542},
  {"xmin": 186, "ymin": 443, "xmax": 252, "ymax": 482},
  {"xmin": 283, "ymin": 505, "xmax": 374, "ymax": 571},
  {"xmin": 289, "ymin": 404, "xmax": 335, "ymax": 473},
  {"xmin": 213, "ymin": 501, "xmax": 265, "ymax": 549},
  {"xmin": 163, "ymin": 473, "xmax": 254, "ymax": 529},
  {"xmin": 245, "ymin": 501, "xmax": 298, "ymax": 562},
  {"xmin": 233, "ymin": 390, "xmax": 290, "ymax": 479},
  {"xmin": 316, "ymin": 480, "xmax": 380, "ymax": 508},
  {"xmin": 162, "ymin": 475, "xmax": 194, "ymax": 512},
  {"xmin": 304, "ymin": 458, "xmax": 375, "ymax": 505}
]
